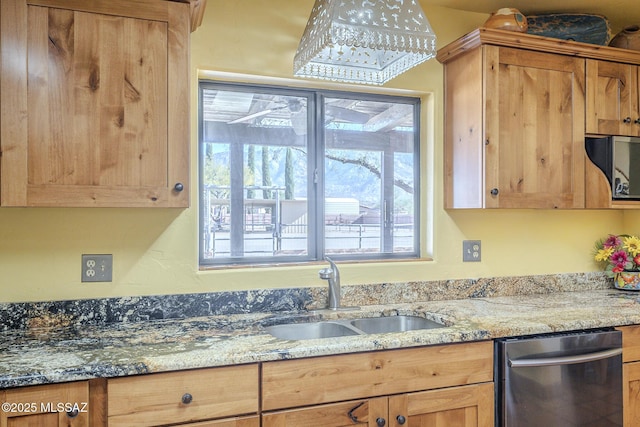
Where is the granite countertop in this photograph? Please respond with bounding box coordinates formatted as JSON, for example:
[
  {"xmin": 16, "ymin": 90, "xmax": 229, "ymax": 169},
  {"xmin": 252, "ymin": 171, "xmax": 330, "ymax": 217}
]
[{"xmin": 3, "ymin": 287, "xmax": 640, "ymax": 389}]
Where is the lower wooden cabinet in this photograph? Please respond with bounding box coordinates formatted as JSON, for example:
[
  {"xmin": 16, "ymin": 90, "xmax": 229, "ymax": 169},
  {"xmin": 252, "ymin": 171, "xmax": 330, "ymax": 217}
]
[
  {"xmin": 106, "ymin": 365, "xmax": 259, "ymax": 427},
  {"xmin": 621, "ymin": 325, "xmax": 640, "ymax": 427},
  {"xmin": 262, "ymin": 383, "xmax": 494, "ymax": 427},
  {"xmin": 0, "ymin": 380, "xmax": 89, "ymax": 427},
  {"xmin": 262, "ymin": 341, "xmax": 494, "ymax": 427}
]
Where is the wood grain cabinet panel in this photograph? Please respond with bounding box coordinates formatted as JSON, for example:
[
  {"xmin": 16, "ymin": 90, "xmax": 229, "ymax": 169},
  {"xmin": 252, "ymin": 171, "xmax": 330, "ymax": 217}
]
[
  {"xmin": 621, "ymin": 325, "xmax": 640, "ymax": 427},
  {"xmin": 586, "ymin": 60, "xmax": 640, "ymax": 137},
  {"xmin": 262, "ymin": 342, "xmax": 493, "ymax": 427},
  {"xmin": 0, "ymin": 0, "xmax": 190, "ymax": 207},
  {"xmin": 0, "ymin": 381, "xmax": 89, "ymax": 427},
  {"xmin": 388, "ymin": 382, "xmax": 494, "ymax": 427},
  {"xmin": 441, "ymin": 42, "xmax": 585, "ymax": 209},
  {"xmin": 262, "ymin": 341, "xmax": 493, "ymax": 411},
  {"xmin": 107, "ymin": 365, "xmax": 259, "ymax": 427}
]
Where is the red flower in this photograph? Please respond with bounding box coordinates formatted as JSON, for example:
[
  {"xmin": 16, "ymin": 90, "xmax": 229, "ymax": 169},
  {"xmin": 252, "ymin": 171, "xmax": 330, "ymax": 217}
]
[
  {"xmin": 613, "ymin": 265, "xmax": 625, "ymax": 273},
  {"xmin": 604, "ymin": 235, "xmax": 623, "ymax": 248},
  {"xmin": 634, "ymin": 254, "xmax": 640, "ymax": 265},
  {"xmin": 611, "ymin": 250, "xmax": 629, "ymax": 266}
]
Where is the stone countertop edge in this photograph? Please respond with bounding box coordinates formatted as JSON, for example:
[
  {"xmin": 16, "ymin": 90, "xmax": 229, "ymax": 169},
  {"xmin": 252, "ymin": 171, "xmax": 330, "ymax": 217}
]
[{"xmin": 2, "ymin": 287, "xmax": 640, "ymax": 389}]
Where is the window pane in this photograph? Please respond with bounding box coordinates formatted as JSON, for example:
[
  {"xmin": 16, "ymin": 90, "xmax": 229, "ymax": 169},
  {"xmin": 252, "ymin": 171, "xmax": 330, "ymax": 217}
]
[
  {"xmin": 201, "ymin": 87, "xmax": 309, "ymax": 262},
  {"xmin": 324, "ymin": 97, "xmax": 417, "ymax": 256}
]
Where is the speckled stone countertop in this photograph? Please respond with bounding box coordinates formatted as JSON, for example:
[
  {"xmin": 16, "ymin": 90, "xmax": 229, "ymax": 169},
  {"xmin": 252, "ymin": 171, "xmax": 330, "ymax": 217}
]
[{"xmin": 2, "ymin": 273, "xmax": 639, "ymax": 389}]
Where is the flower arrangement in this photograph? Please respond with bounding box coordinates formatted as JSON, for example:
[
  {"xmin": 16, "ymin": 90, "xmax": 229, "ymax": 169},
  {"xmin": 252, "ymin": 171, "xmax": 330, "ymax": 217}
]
[{"xmin": 594, "ymin": 234, "xmax": 640, "ymax": 277}]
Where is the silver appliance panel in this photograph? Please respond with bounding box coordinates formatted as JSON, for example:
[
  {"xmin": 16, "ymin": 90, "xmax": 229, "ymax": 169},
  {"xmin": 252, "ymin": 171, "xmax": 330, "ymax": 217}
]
[{"xmin": 496, "ymin": 329, "xmax": 622, "ymax": 427}]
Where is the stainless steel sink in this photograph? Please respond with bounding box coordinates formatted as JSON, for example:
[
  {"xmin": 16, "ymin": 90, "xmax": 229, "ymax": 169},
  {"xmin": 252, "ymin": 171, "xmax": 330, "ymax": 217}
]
[
  {"xmin": 265, "ymin": 315, "xmax": 447, "ymax": 340},
  {"xmin": 265, "ymin": 322, "xmax": 360, "ymax": 340},
  {"xmin": 350, "ymin": 315, "xmax": 445, "ymax": 334}
]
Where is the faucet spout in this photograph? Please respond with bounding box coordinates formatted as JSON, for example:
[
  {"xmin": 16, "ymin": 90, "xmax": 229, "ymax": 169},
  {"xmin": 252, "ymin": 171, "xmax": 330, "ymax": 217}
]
[{"xmin": 319, "ymin": 257, "xmax": 340, "ymax": 310}]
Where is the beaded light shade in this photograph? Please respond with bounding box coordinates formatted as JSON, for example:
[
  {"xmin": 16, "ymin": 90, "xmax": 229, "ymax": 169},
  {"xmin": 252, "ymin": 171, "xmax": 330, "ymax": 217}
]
[{"xmin": 293, "ymin": 0, "xmax": 437, "ymax": 85}]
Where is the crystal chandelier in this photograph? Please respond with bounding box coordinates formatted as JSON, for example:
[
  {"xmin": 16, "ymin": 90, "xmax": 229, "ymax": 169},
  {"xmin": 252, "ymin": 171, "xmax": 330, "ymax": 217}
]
[{"xmin": 294, "ymin": 0, "xmax": 437, "ymax": 85}]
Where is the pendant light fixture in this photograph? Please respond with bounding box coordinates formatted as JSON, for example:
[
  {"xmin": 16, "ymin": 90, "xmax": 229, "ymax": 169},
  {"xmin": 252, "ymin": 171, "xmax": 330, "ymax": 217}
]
[{"xmin": 294, "ymin": 0, "xmax": 437, "ymax": 85}]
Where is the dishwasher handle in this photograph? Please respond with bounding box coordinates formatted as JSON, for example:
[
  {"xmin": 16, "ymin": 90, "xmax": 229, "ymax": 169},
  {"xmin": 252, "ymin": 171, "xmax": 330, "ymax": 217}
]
[{"xmin": 509, "ymin": 348, "xmax": 622, "ymax": 368}]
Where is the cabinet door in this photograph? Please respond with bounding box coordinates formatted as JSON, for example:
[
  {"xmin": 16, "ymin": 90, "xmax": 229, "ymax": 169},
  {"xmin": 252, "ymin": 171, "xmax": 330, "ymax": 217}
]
[
  {"xmin": 0, "ymin": 0, "xmax": 189, "ymax": 207},
  {"xmin": 0, "ymin": 381, "xmax": 89, "ymax": 427},
  {"xmin": 624, "ymin": 361, "xmax": 640, "ymax": 427},
  {"xmin": 388, "ymin": 383, "xmax": 494, "ymax": 427},
  {"xmin": 586, "ymin": 60, "xmax": 640, "ymax": 136},
  {"xmin": 484, "ymin": 46, "xmax": 585, "ymax": 208},
  {"xmin": 262, "ymin": 397, "xmax": 388, "ymax": 427}
]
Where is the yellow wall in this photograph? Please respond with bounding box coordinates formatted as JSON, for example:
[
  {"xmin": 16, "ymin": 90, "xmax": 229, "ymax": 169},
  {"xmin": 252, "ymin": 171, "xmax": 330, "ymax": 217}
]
[{"xmin": 0, "ymin": 0, "xmax": 627, "ymax": 303}]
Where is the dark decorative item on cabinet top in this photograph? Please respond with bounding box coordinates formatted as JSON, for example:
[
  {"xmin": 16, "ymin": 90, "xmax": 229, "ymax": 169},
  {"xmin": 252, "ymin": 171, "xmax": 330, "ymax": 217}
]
[
  {"xmin": 483, "ymin": 8, "xmax": 528, "ymax": 32},
  {"xmin": 609, "ymin": 25, "xmax": 640, "ymax": 51},
  {"xmin": 526, "ymin": 13, "xmax": 611, "ymax": 45}
]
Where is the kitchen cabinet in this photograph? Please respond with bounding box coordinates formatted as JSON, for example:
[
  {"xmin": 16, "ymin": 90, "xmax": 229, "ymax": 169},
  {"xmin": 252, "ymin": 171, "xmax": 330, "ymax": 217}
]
[
  {"xmin": 586, "ymin": 60, "xmax": 640, "ymax": 137},
  {"xmin": 261, "ymin": 341, "xmax": 494, "ymax": 427},
  {"xmin": 106, "ymin": 365, "xmax": 259, "ymax": 427},
  {"xmin": 0, "ymin": 0, "xmax": 190, "ymax": 207},
  {"xmin": 0, "ymin": 380, "xmax": 89, "ymax": 426},
  {"xmin": 438, "ymin": 32, "xmax": 586, "ymax": 209},
  {"xmin": 620, "ymin": 325, "xmax": 640, "ymax": 427},
  {"xmin": 263, "ymin": 383, "xmax": 493, "ymax": 427}
]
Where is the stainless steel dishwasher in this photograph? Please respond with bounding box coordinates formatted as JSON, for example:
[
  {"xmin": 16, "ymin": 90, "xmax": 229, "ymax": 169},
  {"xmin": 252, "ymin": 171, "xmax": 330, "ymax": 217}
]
[{"xmin": 496, "ymin": 328, "xmax": 623, "ymax": 427}]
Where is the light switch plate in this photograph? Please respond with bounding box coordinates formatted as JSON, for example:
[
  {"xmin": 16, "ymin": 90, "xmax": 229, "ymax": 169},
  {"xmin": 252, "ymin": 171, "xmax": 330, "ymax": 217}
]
[
  {"xmin": 463, "ymin": 240, "xmax": 481, "ymax": 262},
  {"xmin": 81, "ymin": 254, "xmax": 113, "ymax": 282}
]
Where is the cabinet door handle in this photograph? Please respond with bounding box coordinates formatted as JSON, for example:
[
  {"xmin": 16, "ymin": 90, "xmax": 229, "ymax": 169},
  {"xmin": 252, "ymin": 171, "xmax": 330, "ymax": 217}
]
[
  {"xmin": 181, "ymin": 393, "xmax": 193, "ymax": 404},
  {"xmin": 635, "ymin": 118, "xmax": 640, "ymax": 125},
  {"xmin": 66, "ymin": 409, "xmax": 79, "ymax": 418},
  {"xmin": 174, "ymin": 182, "xmax": 185, "ymax": 192},
  {"xmin": 624, "ymin": 117, "xmax": 632, "ymax": 123},
  {"xmin": 396, "ymin": 415, "xmax": 407, "ymax": 424},
  {"xmin": 376, "ymin": 417, "xmax": 386, "ymax": 426},
  {"xmin": 490, "ymin": 188, "xmax": 499, "ymax": 196}
]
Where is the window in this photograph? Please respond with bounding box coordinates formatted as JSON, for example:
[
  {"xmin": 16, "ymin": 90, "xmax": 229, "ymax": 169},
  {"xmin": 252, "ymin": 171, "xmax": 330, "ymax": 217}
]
[{"xmin": 199, "ymin": 81, "xmax": 420, "ymax": 265}]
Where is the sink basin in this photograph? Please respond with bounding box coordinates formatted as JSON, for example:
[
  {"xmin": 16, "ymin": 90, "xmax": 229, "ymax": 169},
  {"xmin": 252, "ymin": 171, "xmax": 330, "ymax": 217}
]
[
  {"xmin": 265, "ymin": 322, "xmax": 359, "ymax": 340},
  {"xmin": 265, "ymin": 314, "xmax": 447, "ymax": 340},
  {"xmin": 350, "ymin": 315, "xmax": 445, "ymax": 334}
]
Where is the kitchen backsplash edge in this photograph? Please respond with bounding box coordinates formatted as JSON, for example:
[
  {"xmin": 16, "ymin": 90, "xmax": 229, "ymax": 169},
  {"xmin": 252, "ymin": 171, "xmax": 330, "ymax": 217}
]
[{"xmin": 0, "ymin": 272, "xmax": 611, "ymax": 331}]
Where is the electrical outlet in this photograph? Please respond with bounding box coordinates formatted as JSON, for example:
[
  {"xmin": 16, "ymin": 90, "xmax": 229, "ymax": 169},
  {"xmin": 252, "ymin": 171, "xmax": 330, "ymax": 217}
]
[
  {"xmin": 82, "ymin": 254, "xmax": 113, "ymax": 282},
  {"xmin": 463, "ymin": 240, "xmax": 481, "ymax": 262}
]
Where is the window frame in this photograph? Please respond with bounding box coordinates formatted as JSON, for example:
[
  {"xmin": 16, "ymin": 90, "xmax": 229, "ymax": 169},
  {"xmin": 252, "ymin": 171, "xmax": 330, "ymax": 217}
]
[{"xmin": 198, "ymin": 80, "xmax": 421, "ymax": 266}]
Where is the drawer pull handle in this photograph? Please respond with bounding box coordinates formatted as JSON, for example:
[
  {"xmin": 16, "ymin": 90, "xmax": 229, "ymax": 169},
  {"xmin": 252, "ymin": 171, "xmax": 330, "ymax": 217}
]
[{"xmin": 181, "ymin": 393, "xmax": 193, "ymax": 404}]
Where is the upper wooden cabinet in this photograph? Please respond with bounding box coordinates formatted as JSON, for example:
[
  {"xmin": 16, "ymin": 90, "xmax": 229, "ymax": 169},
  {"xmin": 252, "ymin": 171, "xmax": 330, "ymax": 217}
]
[
  {"xmin": 0, "ymin": 0, "xmax": 190, "ymax": 207},
  {"xmin": 439, "ymin": 33, "xmax": 585, "ymax": 209},
  {"xmin": 439, "ymin": 28, "xmax": 640, "ymax": 209},
  {"xmin": 586, "ymin": 60, "xmax": 640, "ymax": 137}
]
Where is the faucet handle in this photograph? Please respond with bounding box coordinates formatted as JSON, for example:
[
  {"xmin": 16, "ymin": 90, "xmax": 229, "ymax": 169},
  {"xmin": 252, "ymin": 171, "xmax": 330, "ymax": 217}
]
[{"xmin": 318, "ymin": 267, "xmax": 333, "ymax": 279}]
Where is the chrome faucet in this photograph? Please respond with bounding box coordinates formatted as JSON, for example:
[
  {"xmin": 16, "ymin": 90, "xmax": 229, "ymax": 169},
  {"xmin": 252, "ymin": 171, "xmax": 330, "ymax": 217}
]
[{"xmin": 319, "ymin": 257, "xmax": 341, "ymax": 310}]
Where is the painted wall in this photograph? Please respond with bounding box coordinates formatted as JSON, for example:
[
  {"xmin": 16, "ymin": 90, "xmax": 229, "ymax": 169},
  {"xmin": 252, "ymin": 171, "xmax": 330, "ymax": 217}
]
[{"xmin": 0, "ymin": 0, "xmax": 626, "ymax": 303}]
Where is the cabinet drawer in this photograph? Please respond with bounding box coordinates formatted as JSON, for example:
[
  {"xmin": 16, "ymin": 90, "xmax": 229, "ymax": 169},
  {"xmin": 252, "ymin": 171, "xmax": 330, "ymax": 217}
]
[
  {"xmin": 620, "ymin": 325, "xmax": 640, "ymax": 362},
  {"xmin": 262, "ymin": 341, "xmax": 493, "ymax": 411},
  {"xmin": 108, "ymin": 365, "xmax": 259, "ymax": 427},
  {"xmin": 0, "ymin": 381, "xmax": 89, "ymax": 426}
]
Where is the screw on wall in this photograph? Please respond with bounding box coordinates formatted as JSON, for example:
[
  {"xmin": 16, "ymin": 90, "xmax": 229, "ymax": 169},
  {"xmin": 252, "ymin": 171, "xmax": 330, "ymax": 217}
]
[
  {"xmin": 81, "ymin": 254, "xmax": 113, "ymax": 282},
  {"xmin": 462, "ymin": 240, "xmax": 481, "ymax": 262}
]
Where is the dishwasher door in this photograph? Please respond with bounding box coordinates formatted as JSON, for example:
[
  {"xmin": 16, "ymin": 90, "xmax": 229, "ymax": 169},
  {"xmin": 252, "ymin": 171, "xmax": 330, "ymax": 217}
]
[{"xmin": 496, "ymin": 329, "xmax": 623, "ymax": 427}]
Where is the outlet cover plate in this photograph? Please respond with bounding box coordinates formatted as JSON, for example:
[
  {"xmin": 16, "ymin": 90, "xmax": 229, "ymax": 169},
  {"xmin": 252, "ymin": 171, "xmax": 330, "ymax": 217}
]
[
  {"xmin": 463, "ymin": 240, "xmax": 481, "ymax": 262},
  {"xmin": 82, "ymin": 254, "xmax": 113, "ymax": 282}
]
